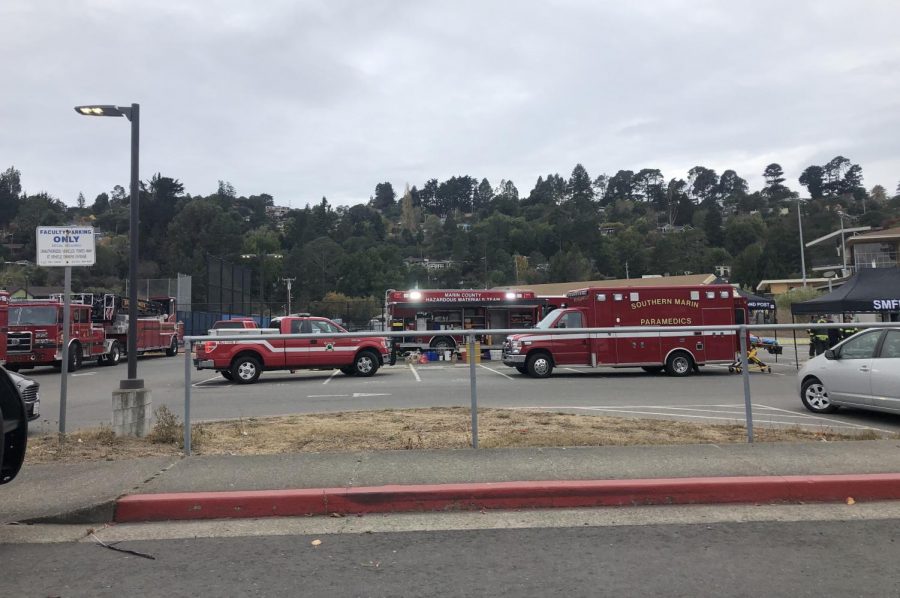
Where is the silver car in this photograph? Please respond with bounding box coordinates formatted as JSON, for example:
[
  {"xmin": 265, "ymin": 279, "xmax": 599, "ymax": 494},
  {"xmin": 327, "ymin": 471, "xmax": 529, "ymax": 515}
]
[{"xmin": 798, "ymin": 328, "xmax": 900, "ymax": 414}]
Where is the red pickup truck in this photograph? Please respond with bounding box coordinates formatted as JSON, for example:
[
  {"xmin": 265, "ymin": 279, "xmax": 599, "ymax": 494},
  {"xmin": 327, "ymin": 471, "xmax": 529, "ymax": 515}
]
[{"xmin": 194, "ymin": 315, "xmax": 390, "ymax": 384}]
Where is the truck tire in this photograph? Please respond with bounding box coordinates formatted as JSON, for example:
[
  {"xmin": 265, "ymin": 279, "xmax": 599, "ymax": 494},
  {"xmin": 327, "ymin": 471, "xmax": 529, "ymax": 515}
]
[
  {"xmin": 340, "ymin": 365, "xmax": 356, "ymax": 376},
  {"xmin": 515, "ymin": 365, "xmax": 528, "ymax": 375},
  {"xmin": 641, "ymin": 366, "xmax": 664, "ymax": 374},
  {"xmin": 665, "ymin": 351, "xmax": 693, "ymax": 377},
  {"xmin": 166, "ymin": 336, "xmax": 178, "ymax": 357},
  {"xmin": 353, "ymin": 350, "xmax": 380, "ymax": 377},
  {"xmin": 221, "ymin": 370, "xmax": 234, "ymax": 381},
  {"xmin": 231, "ymin": 355, "xmax": 262, "ymax": 384},
  {"xmin": 102, "ymin": 341, "xmax": 121, "ymax": 366},
  {"xmin": 526, "ymin": 352, "xmax": 553, "ymax": 378},
  {"xmin": 68, "ymin": 343, "xmax": 82, "ymax": 372}
]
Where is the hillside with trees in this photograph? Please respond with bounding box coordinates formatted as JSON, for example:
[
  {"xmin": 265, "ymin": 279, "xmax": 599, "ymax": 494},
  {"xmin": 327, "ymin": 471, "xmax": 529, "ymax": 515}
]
[{"xmin": 1, "ymin": 160, "xmax": 898, "ymax": 313}]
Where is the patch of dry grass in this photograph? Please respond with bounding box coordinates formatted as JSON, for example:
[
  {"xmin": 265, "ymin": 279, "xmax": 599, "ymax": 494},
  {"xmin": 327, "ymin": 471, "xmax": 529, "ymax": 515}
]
[{"xmin": 24, "ymin": 407, "xmax": 891, "ymax": 464}]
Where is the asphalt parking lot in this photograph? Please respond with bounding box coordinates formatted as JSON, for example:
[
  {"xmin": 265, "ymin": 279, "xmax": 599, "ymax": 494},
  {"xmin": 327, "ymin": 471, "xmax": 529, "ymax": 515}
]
[{"xmin": 19, "ymin": 349, "xmax": 900, "ymax": 436}]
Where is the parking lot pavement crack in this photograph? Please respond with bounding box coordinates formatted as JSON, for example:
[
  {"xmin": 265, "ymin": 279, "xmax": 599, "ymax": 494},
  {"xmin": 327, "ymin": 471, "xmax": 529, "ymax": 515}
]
[{"xmin": 125, "ymin": 457, "xmax": 184, "ymax": 494}]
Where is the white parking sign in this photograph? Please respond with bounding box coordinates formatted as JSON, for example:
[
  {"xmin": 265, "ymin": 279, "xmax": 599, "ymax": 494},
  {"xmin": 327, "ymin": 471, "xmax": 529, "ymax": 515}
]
[{"xmin": 36, "ymin": 226, "xmax": 96, "ymax": 266}]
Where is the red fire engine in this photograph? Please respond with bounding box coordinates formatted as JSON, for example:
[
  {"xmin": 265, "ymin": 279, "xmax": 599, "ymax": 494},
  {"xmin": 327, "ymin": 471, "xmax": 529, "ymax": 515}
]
[
  {"xmin": 386, "ymin": 289, "xmax": 549, "ymax": 352},
  {"xmin": 502, "ymin": 284, "xmax": 748, "ymax": 378},
  {"xmin": 6, "ymin": 294, "xmax": 182, "ymax": 372}
]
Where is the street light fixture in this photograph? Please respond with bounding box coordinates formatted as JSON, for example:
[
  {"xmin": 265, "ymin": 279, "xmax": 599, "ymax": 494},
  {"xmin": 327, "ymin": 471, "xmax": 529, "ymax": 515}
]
[{"xmin": 74, "ymin": 103, "xmax": 142, "ymax": 390}]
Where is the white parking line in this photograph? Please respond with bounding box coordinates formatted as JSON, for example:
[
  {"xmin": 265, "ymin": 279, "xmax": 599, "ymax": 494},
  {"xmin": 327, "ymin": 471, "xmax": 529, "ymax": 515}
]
[
  {"xmin": 521, "ymin": 404, "xmax": 887, "ymax": 432},
  {"xmin": 322, "ymin": 370, "xmax": 340, "ymax": 385},
  {"xmin": 408, "ymin": 363, "xmax": 422, "ymax": 382},
  {"xmin": 192, "ymin": 376, "xmax": 223, "ymax": 388},
  {"xmin": 757, "ymin": 403, "xmax": 895, "ymax": 434},
  {"xmin": 478, "ymin": 364, "xmax": 515, "ymax": 380},
  {"xmin": 72, "ymin": 372, "xmax": 97, "ymax": 377}
]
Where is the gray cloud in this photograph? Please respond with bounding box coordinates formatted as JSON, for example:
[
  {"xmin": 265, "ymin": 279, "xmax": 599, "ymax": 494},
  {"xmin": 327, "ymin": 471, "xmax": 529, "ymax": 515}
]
[{"xmin": 1, "ymin": 0, "xmax": 898, "ymax": 207}]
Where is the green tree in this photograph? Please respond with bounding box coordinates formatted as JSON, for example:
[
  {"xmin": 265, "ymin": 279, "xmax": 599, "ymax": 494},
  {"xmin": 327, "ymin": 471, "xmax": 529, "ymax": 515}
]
[
  {"xmin": 0, "ymin": 166, "xmax": 22, "ymax": 227},
  {"xmin": 799, "ymin": 165, "xmax": 825, "ymax": 199},
  {"xmin": 566, "ymin": 164, "xmax": 594, "ymax": 207},
  {"xmin": 371, "ymin": 182, "xmax": 396, "ymax": 211}
]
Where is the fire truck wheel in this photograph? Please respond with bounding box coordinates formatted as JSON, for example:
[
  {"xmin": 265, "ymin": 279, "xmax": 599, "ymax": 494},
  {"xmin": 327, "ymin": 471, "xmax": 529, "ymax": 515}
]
[
  {"xmin": 430, "ymin": 337, "xmax": 456, "ymax": 351},
  {"xmin": 166, "ymin": 337, "xmax": 178, "ymax": 357},
  {"xmin": 526, "ymin": 353, "xmax": 553, "ymax": 378},
  {"xmin": 340, "ymin": 365, "xmax": 356, "ymax": 376},
  {"xmin": 102, "ymin": 342, "xmax": 121, "ymax": 366},
  {"xmin": 68, "ymin": 344, "xmax": 83, "ymax": 372},
  {"xmin": 641, "ymin": 366, "xmax": 664, "ymax": 374},
  {"xmin": 515, "ymin": 365, "xmax": 528, "ymax": 375},
  {"xmin": 231, "ymin": 355, "xmax": 262, "ymax": 384},
  {"xmin": 665, "ymin": 352, "xmax": 693, "ymax": 377},
  {"xmin": 353, "ymin": 350, "xmax": 380, "ymax": 377}
]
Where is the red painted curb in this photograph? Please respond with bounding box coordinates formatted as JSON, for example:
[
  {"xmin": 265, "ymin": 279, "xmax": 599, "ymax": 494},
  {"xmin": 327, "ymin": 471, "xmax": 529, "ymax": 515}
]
[{"xmin": 114, "ymin": 473, "xmax": 900, "ymax": 523}]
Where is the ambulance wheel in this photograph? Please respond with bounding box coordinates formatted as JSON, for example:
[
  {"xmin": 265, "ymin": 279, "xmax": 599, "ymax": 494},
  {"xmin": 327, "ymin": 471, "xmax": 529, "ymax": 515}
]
[
  {"xmin": 526, "ymin": 352, "xmax": 553, "ymax": 378},
  {"xmin": 340, "ymin": 365, "xmax": 356, "ymax": 376},
  {"xmin": 353, "ymin": 350, "xmax": 380, "ymax": 377},
  {"xmin": 103, "ymin": 341, "xmax": 122, "ymax": 366},
  {"xmin": 665, "ymin": 351, "xmax": 693, "ymax": 377},
  {"xmin": 166, "ymin": 337, "xmax": 178, "ymax": 356},
  {"xmin": 231, "ymin": 355, "xmax": 261, "ymax": 384},
  {"xmin": 68, "ymin": 343, "xmax": 82, "ymax": 372},
  {"xmin": 220, "ymin": 370, "xmax": 234, "ymax": 381},
  {"xmin": 641, "ymin": 366, "xmax": 664, "ymax": 374},
  {"xmin": 515, "ymin": 365, "xmax": 528, "ymax": 375}
]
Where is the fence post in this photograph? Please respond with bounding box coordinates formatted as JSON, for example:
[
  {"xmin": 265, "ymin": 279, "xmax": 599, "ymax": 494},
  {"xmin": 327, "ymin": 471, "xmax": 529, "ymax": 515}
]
[
  {"xmin": 468, "ymin": 333, "xmax": 478, "ymax": 449},
  {"xmin": 184, "ymin": 339, "xmax": 192, "ymax": 456},
  {"xmin": 739, "ymin": 326, "xmax": 754, "ymax": 443}
]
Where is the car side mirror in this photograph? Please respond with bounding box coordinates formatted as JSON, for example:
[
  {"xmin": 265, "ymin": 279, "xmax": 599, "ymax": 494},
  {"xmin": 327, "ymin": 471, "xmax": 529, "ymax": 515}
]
[{"xmin": 824, "ymin": 349, "xmax": 836, "ymax": 360}]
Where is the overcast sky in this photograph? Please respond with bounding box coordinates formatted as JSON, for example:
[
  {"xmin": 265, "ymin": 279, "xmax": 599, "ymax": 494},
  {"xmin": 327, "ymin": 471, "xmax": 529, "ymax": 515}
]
[{"xmin": 2, "ymin": 0, "xmax": 898, "ymax": 207}]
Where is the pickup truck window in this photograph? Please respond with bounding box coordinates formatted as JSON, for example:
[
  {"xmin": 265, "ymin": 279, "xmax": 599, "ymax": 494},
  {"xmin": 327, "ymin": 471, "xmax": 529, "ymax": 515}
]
[
  {"xmin": 290, "ymin": 320, "xmax": 313, "ymax": 334},
  {"xmin": 313, "ymin": 321, "xmax": 341, "ymax": 334}
]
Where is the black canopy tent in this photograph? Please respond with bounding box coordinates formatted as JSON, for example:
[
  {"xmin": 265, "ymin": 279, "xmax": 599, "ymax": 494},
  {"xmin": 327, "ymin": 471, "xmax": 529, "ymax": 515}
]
[
  {"xmin": 787, "ymin": 268, "xmax": 900, "ymax": 368},
  {"xmin": 790, "ymin": 268, "xmax": 900, "ymax": 316}
]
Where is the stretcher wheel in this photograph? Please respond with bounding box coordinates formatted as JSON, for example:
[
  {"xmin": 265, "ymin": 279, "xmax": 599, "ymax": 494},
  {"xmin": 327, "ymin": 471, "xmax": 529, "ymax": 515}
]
[
  {"xmin": 728, "ymin": 366, "xmax": 735, "ymax": 373},
  {"xmin": 767, "ymin": 367, "xmax": 772, "ymax": 373}
]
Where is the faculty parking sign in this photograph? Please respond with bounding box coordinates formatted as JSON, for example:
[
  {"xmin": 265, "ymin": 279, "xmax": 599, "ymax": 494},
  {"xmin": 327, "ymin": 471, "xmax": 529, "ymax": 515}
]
[{"xmin": 36, "ymin": 226, "xmax": 96, "ymax": 267}]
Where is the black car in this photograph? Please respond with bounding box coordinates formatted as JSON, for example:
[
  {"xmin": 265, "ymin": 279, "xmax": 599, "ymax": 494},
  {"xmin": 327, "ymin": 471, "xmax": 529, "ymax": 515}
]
[
  {"xmin": 7, "ymin": 369, "xmax": 39, "ymax": 421},
  {"xmin": 1, "ymin": 365, "xmax": 28, "ymax": 484}
]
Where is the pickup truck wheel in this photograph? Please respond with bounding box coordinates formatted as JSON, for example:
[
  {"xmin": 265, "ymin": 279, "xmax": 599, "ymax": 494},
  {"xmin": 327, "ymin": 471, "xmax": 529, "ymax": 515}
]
[
  {"xmin": 68, "ymin": 343, "xmax": 82, "ymax": 372},
  {"xmin": 515, "ymin": 365, "xmax": 528, "ymax": 375},
  {"xmin": 353, "ymin": 350, "xmax": 380, "ymax": 377},
  {"xmin": 340, "ymin": 365, "xmax": 356, "ymax": 376},
  {"xmin": 641, "ymin": 366, "xmax": 664, "ymax": 374},
  {"xmin": 665, "ymin": 351, "xmax": 693, "ymax": 377},
  {"xmin": 231, "ymin": 356, "xmax": 261, "ymax": 384},
  {"xmin": 221, "ymin": 370, "xmax": 234, "ymax": 381},
  {"xmin": 166, "ymin": 337, "xmax": 178, "ymax": 357},
  {"xmin": 526, "ymin": 352, "xmax": 553, "ymax": 378}
]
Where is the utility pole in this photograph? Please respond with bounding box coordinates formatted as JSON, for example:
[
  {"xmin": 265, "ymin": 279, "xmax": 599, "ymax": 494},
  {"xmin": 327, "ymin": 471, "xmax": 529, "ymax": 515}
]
[{"xmin": 282, "ymin": 277, "xmax": 295, "ymax": 315}]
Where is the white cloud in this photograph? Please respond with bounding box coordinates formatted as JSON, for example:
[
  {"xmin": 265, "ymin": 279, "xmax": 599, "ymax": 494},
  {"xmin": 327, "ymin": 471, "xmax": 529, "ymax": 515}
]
[{"xmin": 1, "ymin": 0, "xmax": 898, "ymax": 206}]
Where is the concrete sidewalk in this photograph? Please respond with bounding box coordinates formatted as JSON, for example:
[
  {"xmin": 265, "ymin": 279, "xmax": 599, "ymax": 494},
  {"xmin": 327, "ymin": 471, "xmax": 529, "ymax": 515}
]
[{"xmin": 3, "ymin": 440, "xmax": 900, "ymax": 525}]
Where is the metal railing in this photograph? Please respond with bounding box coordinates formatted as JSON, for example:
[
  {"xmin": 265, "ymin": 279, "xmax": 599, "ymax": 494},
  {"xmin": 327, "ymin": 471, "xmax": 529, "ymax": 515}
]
[{"xmin": 181, "ymin": 322, "xmax": 900, "ymax": 455}]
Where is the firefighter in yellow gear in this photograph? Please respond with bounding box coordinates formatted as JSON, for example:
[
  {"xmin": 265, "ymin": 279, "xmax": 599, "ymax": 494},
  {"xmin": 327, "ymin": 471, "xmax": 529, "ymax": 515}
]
[
  {"xmin": 812, "ymin": 316, "xmax": 830, "ymax": 355},
  {"xmin": 840, "ymin": 316, "xmax": 859, "ymax": 341}
]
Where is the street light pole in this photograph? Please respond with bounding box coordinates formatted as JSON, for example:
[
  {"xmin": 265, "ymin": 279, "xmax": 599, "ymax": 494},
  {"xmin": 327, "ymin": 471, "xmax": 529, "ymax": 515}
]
[
  {"xmin": 282, "ymin": 277, "xmax": 295, "ymax": 315},
  {"xmin": 797, "ymin": 197, "xmax": 807, "ymax": 287},
  {"xmin": 74, "ymin": 103, "xmax": 142, "ymax": 389},
  {"xmin": 838, "ymin": 210, "xmax": 848, "ymax": 276}
]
